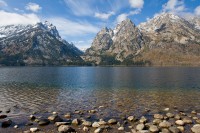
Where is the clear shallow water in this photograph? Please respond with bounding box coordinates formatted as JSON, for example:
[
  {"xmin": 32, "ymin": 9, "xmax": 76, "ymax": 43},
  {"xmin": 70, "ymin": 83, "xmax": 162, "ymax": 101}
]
[{"xmin": 0, "ymin": 67, "xmax": 200, "ymax": 118}]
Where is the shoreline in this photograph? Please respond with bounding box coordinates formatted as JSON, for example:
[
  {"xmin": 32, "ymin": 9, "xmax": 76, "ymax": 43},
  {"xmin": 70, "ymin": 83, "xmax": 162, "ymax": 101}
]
[{"xmin": 1, "ymin": 107, "xmax": 200, "ymax": 133}]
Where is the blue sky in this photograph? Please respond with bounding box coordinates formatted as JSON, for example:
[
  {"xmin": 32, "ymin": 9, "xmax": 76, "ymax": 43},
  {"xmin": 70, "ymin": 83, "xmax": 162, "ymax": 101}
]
[{"xmin": 0, "ymin": 0, "xmax": 199, "ymax": 50}]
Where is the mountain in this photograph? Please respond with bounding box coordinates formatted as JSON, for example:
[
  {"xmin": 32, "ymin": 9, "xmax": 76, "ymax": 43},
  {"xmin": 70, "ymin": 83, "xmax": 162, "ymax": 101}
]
[
  {"xmin": 0, "ymin": 21, "xmax": 84, "ymax": 66},
  {"xmin": 83, "ymin": 19, "xmax": 145, "ymax": 65},
  {"xmin": 83, "ymin": 13, "xmax": 200, "ymax": 66}
]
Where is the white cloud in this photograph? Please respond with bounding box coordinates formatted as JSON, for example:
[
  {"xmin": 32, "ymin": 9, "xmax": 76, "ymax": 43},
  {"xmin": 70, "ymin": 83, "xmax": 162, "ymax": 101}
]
[
  {"xmin": 0, "ymin": 0, "xmax": 7, "ymax": 7},
  {"xmin": 195, "ymin": 6, "xmax": 200, "ymax": 16},
  {"xmin": 129, "ymin": 0, "xmax": 144, "ymax": 9},
  {"xmin": 116, "ymin": 13, "xmax": 129, "ymax": 23},
  {"xmin": 0, "ymin": 10, "xmax": 40, "ymax": 26},
  {"xmin": 116, "ymin": 9, "xmax": 141, "ymax": 23},
  {"xmin": 25, "ymin": 3, "xmax": 42, "ymax": 12},
  {"xmin": 162, "ymin": 0, "xmax": 186, "ymax": 13},
  {"xmin": 48, "ymin": 17, "xmax": 99, "ymax": 37},
  {"xmin": 95, "ymin": 11, "xmax": 115, "ymax": 20},
  {"xmin": 64, "ymin": 0, "xmax": 93, "ymax": 16}
]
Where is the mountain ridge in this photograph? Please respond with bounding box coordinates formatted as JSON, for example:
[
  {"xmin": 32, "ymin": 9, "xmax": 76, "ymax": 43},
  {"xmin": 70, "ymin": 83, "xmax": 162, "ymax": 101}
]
[
  {"xmin": 0, "ymin": 21, "xmax": 84, "ymax": 66},
  {"xmin": 83, "ymin": 13, "xmax": 200, "ymax": 66}
]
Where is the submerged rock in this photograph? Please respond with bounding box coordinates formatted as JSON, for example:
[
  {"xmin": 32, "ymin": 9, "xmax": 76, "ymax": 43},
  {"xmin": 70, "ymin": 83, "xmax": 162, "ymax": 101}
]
[
  {"xmin": 58, "ymin": 125, "xmax": 76, "ymax": 133},
  {"xmin": 154, "ymin": 114, "xmax": 164, "ymax": 119},
  {"xmin": 159, "ymin": 120, "xmax": 171, "ymax": 128},
  {"xmin": 191, "ymin": 124, "xmax": 200, "ymax": 133},
  {"xmin": 0, "ymin": 115, "xmax": 7, "ymax": 119},
  {"xmin": 1, "ymin": 119, "xmax": 12, "ymax": 128},
  {"xmin": 136, "ymin": 123, "xmax": 145, "ymax": 131},
  {"xmin": 48, "ymin": 115, "xmax": 62, "ymax": 123},
  {"xmin": 82, "ymin": 121, "xmax": 92, "ymax": 127},
  {"xmin": 108, "ymin": 119, "xmax": 117, "ymax": 124},
  {"xmin": 38, "ymin": 119, "xmax": 50, "ymax": 126},
  {"xmin": 30, "ymin": 127, "xmax": 39, "ymax": 132}
]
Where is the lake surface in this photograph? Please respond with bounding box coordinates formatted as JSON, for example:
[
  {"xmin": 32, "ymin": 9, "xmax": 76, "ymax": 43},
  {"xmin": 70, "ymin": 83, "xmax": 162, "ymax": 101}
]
[{"xmin": 0, "ymin": 67, "xmax": 200, "ymax": 120}]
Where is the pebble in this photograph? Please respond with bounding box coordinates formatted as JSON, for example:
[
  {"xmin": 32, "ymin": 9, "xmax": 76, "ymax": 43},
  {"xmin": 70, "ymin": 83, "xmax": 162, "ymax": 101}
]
[
  {"xmin": 191, "ymin": 124, "xmax": 200, "ymax": 133},
  {"xmin": 55, "ymin": 122, "xmax": 68, "ymax": 127},
  {"xmin": 14, "ymin": 125, "xmax": 18, "ymax": 128},
  {"xmin": 153, "ymin": 119, "xmax": 162, "ymax": 124},
  {"xmin": 196, "ymin": 119, "xmax": 200, "ymax": 124},
  {"xmin": 149, "ymin": 125, "xmax": 159, "ymax": 132},
  {"xmin": 72, "ymin": 118, "xmax": 80, "ymax": 125},
  {"xmin": 30, "ymin": 127, "xmax": 39, "ymax": 132},
  {"xmin": 169, "ymin": 126, "xmax": 180, "ymax": 133},
  {"xmin": 30, "ymin": 115, "xmax": 36, "ymax": 120},
  {"xmin": 108, "ymin": 119, "xmax": 117, "ymax": 124},
  {"xmin": 64, "ymin": 113, "xmax": 71, "ymax": 118},
  {"xmin": 166, "ymin": 113, "xmax": 174, "ymax": 118},
  {"xmin": 154, "ymin": 114, "xmax": 164, "ymax": 119},
  {"xmin": 94, "ymin": 128, "xmax": 102, "ymax": 133},
  {"xmin": 161, "ymin": 128, "xmax": 170, "ymax": 133},
  {"xmin": 139, "ymin": 116, "xmax": 147, "ymax": 123},
  {"xmin": 118, "ymin": 126, "xmax": 124, "ymax": 131},
  {"xmin": 127, "ymin": 116, "xmax": 135, "ymax": 121},
  {"xmin": 175, "ymin": 120, "xmax": 184, "ymax": 126},
  {"xmin": 58, "ymin": 125, "xmax": 76, "ymax": 133},
  {"xmin": 177, "ymin": 126, "xmax": 184, "ymax": 132},
  {"xmin": 0, "ymin": 114, "xmax": 7, "ymax": 119},
  {"xmin": 183, "ymin": 117, "xmax": 193, "ymax": 124},
  {"xmin": 83, "ymin": 126, "xmax": 89, "ymax": 131},
  {"xmin": 164, "ymin": 108, "xmax": 170, "ymax": 111},
  {"xmin": 82, "ymin": 121, "xmax": 92, "ymax": 127},
  {"xmin": 136, "ymin": 123, "xmax": 145, "ymax": 131},
  {"xmin": 98, "ymin": 120, "xmax": 107, "ymax": 125},
  {"xmin": 52, "ymin": 112, "xmax": 58, "ymax": 115},
  {"xmin": 159, "ymin": 120, "xmax": 171, "ymax": 128},
  {"xmin": 48, "ymin": 115, "xmax": 62, "ymax": 123},
  {"xmin": 1, "ymin": 119, "xmax": 12, "ymax": 128},
  {"xmin": 174, "ymin": 115, "xmax": 181, "ymax": 120},
  {"xmin": 38, "ymin": 119, "xmax": 50, "ymax": 126},
  {"xmin": 92, "ymin": 122, "xmax": 100, "ymax": 128}
]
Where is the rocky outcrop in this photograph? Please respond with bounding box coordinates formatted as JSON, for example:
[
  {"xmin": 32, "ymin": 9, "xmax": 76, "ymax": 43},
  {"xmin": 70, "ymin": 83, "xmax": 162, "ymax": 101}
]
[
  {"xmin": 83, "ymin": 13, "xmax": 200, "ymax": 66},
  {"xmin": 0, "ymin": 21, "xmax": 83, "ymax": 66}
]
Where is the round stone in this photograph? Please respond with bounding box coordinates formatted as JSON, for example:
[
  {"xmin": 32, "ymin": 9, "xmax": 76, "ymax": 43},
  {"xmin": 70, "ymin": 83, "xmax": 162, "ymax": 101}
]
[
  {"xmin": 48, "ymin": 115, "xmax": 62, "ymax": 123},
  {"xmin": 108, "ymin": 119, "xmax": 117, "ymax": 124},
  {"xmin": 191, "ymin": 124, "xmax": 200, "ymax": 133},
  {"xmin": 169, "ymin": 126, "xmax": 180, "ymax": 133},
  {"xmin": 58, "ymin": 125, "xmax": 76, "ymax": 133},
  {"xmin": 166, "ymin": 113, "xmax": 174, "ymax": 118},
  {"xmin": 83, "ymin": 126, "xmax": 89, "ymax": 131},
  {"xmin": 183, "ymin": 117, "xmax": 192, "ymax": 124},
  {"xmin": 82, "ymin": 121, "xmax": 92, "ymax": 127},
  {"xmin": 136, "ymin": 123, "xmax": 144, "ymax": 131},
  {"xmin": 30, "ymin": 127, "xmax": 39, "ymax": 132},
  {"xmin": 153, "ymin": 119, "xmax": 162, "ymax": 124},
  {"xmin": 175, "ymin": 120, "xmax": 184, "ymax": 126},
  {"xmin": 154, "ymin": 114, "xmax": 164, "ymax": 119},
  {"xmin": 38, "ymin": 119, "xmax": 50, "ymax": 126},
  {"xmin": 127, "ymin": 116, "xmax": 135, "ymax": 121},
  {"xmin": 177, "ymin": 126, "xmax": 184, "ymax": 132},
  {"xmin": 72, "ymin": 119, "xmax": 80, "ymax": 125},
  {"xmin": 92, "ymin": 122, "xmax": 100, "ymax": 128},
  {"xmin": 55, "ymin": 122, "xmax": 68, "ymax": 127},
  {"xmin": 1, "ymin": 119, "xmax": 12, "ymax": 128},
  {"xmin": 149, "ymin": 125, "xmax": 159, "ymax": 132},
  {"xmin": 94, "ymin": 128, "xmax": 102, "ymax": 133},
  {"xmin": 159, "ymin": 120, "xmax": 171, "ymax": 128},
  {"xmin": 118, "ymin": 126, "xmax": 124, "ymax": 131},
  {"xmin": 139, "ymin": 116, "xmax": 147, "ymax": 123}
]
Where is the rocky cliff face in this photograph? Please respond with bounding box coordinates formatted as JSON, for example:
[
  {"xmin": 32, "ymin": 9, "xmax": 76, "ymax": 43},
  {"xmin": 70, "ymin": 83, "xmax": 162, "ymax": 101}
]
[
  {"xmin": 84, "ymin": 13, "xmax": 200, "ymax": 66},
  {"xmin": 0, "ymin": 22, "xmax": 83, "ymax": 66},
  {"xmin": 84, "ymin": 19, "xmax": 145, "ymax": 64}
]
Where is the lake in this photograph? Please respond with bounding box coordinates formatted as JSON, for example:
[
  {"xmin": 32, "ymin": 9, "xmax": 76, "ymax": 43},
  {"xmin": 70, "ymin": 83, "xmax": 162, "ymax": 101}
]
[{"xmin": 0, "ymin": 67, "xmax": 200, "ymax": 132}]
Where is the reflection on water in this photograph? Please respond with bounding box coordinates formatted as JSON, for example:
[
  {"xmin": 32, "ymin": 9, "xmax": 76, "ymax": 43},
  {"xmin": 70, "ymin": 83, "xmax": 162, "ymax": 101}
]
[{"xmin": 0, "ymin": 67, "xmax": 200, "ymax": 118}]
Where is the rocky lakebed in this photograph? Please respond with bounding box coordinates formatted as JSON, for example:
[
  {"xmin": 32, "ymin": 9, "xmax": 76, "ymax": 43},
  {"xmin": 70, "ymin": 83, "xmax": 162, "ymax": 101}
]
[{"xmin": 1, "ymin": 106, "xmax": 200, "ymax": 133}]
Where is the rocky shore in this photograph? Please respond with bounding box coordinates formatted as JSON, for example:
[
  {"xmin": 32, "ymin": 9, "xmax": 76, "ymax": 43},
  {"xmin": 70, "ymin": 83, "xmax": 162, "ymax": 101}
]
[{"xmin": 1, "ymin": 107, "xmax": 200, "ymax": 133}]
